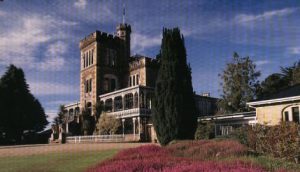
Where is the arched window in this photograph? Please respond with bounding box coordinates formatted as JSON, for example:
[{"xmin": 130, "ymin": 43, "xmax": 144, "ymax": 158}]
[
  {"xmin": 136, "ymin": 74, "xmax": 139, "ymax": 85},
  {"xmin": 86, "ymin": 102, "xmax": 92, "ymax": 115},
  {"xmin": 134, "ymin": 92, "xmax": 139, "ymax": 108},
  {"xmin": 69, "ymin": 109, "xmax": 74, "ymax": 116},
  {"xmin": 103, "ymin": 74, "xmax": 118, "ymax": 92},
  {"xmin": 125, "ymin": 93, "xmax": 133, "ymax": 109},
  {"xmin": 114, "ymin": 96, "xmax": 123, "ymax": 111},
  {"xmin": 75, "ymin": 107, "xmax": 80, "ymax": 116},
  {"xmin": 105, "ymin": 99, "xmax": 113, "ymax": 112}
]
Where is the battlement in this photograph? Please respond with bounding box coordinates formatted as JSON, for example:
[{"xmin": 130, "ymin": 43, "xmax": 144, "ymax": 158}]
[
  {"xmin": 116, "ymin": 23, "xmax": 131, "ymax": 31},
  {"xmin": 79, "ymin": 30, "xmax": 121, "ymax": 49}
]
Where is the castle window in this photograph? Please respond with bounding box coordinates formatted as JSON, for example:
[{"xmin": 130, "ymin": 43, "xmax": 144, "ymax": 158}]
[
  {"xmin": 133, "ymin": 75, "xmax": 136, "ymax": 86},
  {"xmin": 87, "ymin": 52, "xmax": 90, "ymax": 66},
  {"xmin": 129, "ymin": 77, "xmax": 132, "ymax": 87},
  {"xmin": 104, "ymin": 78, "xmax": 109, "ymax": 92},
  {"xmin": 85, "ymin": 80, "xmax": 88, "ymax": 93},
  {"xmin": 105, "ymin": 99, "xmax": 112, "ymax": 112},
  {"xmin": 125, "ymin": 93, "xmax": 133, "ymax": 109},
  {"xmin": 89, "ymin": 79, "xmax": 92, "ymax": 92},
  {"xmin": 84, "ymin": 79, "xmax": 92, "ymax": 93},
  {"xmin": 114, "ymin": 96, "xmax": 123, "ymax": 111},
  {"xmin": 136, "ymin": 74, "xmax": 139, "ymax": 85},
  {"xmin": 134, "ymin": 92, "xmax": 138, "ymax": 108},
  {"xmin": 83, "ymin": 55, "xmax": 85, "ymax": 68},
  {"xmin": 91, "ymin": 49, "xmax": 94, "ymax": 64},
  {"xmin": 85, "ymin": 52, "xmax": 88, "ymax": 67}
]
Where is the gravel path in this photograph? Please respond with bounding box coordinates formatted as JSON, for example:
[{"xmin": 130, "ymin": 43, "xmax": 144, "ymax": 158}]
[{"xmin": 0, "ymin": 143, "xmax": 150, "ymax": 157}]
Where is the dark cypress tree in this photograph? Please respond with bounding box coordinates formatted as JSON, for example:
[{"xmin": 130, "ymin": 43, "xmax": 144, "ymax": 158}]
[
  {"xmin": 152, "ymin": 28, "xmax": 197, "ymax": 145},
  {"xmin": 0, "ymin": 65, "xmax": 48, "ymax": 144}
]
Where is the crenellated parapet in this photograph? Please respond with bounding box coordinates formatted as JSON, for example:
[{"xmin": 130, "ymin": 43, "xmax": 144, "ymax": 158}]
[{"xmin": 79, "ymin": 30, "xmax": 122, "ymax": 49}]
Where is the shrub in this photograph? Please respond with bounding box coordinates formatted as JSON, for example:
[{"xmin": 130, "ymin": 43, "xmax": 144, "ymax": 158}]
[
  {"xmin": 227, "ymin": 126, "xmax": 250, "ymax": 146},
  {"xmin": 248, "ymin": 122, "xmax": 300, "ymax": 162},
  {"xmin": 194, "ymin": 121, "xmax": 215, "ymax": 140},
  {"xmin": 87, "ymin": 144, "xmax": 264, "ymax": 172},
  {"xmin": 95, "ymin": 113, "xmax": 121, "ymax": 135}
]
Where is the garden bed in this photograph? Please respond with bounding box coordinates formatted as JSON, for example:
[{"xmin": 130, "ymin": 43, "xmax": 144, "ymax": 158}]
[{"xmin": 87, "ymin": 140, "xmax": 296, "ymax": 172}]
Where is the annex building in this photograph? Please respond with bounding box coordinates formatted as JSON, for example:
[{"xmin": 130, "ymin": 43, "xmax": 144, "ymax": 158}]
[{"xmin": 52, "ymin": 21, "xmax": 218, "ymax": 143}]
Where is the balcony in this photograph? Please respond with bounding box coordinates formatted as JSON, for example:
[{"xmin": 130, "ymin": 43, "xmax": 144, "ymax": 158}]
[{"xmin": 99, "ymin": 85, "xmax": 154, "ymax": 118}]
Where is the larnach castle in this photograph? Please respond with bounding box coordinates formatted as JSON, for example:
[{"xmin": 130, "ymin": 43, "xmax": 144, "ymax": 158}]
[{"xmin": 51, "ymin": 22, "xmax": 217, "ymax": 142}]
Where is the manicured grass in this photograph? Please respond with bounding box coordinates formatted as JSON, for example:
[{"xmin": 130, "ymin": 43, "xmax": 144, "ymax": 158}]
[{"xmin": 0, "ymin": 149, "xmax": 118, "ymax": 172}]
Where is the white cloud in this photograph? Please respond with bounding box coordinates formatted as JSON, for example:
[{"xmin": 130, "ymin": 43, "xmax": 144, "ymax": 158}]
[
  {"xmin": 0, "ymin": 14, "xmax": 76, "ymax": 71},
  {"xmin": 74, "ymin": 0, "xmax": 87, "ymax": 9},
  {"xmin": 38, "ymin": 41, "xmax": 68, "ymax": 71},
  {"xmin": 288, "ymin": 47, "xmax": 300, "ymax": 55},
  {"xmin": 235, "ymin": 8, "xmax": 298, "ymax": 24},
  {"xmin": 255, "ymin": 60, "xmax": 271, "ymax": 66},
  {"xmin": 131, "ymin": 33, "xmax": 161, "ymax": 53},
  {"xmin": 29, "ymin": 81, "xmax": 78, "ymax": 96}
]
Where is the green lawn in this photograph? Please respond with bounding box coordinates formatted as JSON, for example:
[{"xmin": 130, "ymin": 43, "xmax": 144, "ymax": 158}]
[{"xmin": 0, "ymin": 149, "xmax": 118, "ymax": 172}]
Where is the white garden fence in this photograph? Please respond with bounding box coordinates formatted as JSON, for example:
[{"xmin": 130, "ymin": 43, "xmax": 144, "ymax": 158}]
[{"xmin": 66, "ymin": 135, "xmax": 125, "ymax": 143}]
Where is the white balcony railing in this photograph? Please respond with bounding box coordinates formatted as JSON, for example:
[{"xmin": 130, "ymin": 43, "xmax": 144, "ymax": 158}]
[{"xmin": 106, "ymin": 108, "xmax": 151, "ymax": 118}]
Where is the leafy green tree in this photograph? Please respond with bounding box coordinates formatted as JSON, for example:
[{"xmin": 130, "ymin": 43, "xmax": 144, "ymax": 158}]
[
  {"xmin": 152, "ymin": 28, "xmax": 197, "ymax": 146},
  {"xmin": 0, "ymin": 65, "xmax": 48, "ymax": 144},
  {"xmin": 54, "ymin": 105, "xmax": 66, "ymax": 125},
  {"xmin": 79, "ymin": 108, "xmax": 95, "ymax": 135},
  {"xmin": 257, "ymin": 73, "xmax": 285, "ymax": 99},
  {"xmin": 280, "ymin": 60, "xmax": 300, "ymax": 86},
  {"xmin": 258, "ymin": 60, "xmax": 300, "ymax": 99},
  {"xmin": 292, "ymin": 67, "xmax": 300, "ymax": 85},
  {"xmin": 219, "ymin": 52, "xmax": 260, "ymax": 113},
  {"xmin": 95, "ymin": 113, "xmax": 120, "ymax": 135}
]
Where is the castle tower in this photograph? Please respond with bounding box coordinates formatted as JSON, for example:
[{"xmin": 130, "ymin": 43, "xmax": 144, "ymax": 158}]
[
  {"xmin": 116, "ymin": 23, "xmax": 131, "ymax": 59},
  {"xmin": 79, "ymin": 25, "xmax": 131, "ymax": 116}
]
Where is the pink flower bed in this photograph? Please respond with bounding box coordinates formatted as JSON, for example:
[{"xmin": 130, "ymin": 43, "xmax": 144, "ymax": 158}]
[
  {"xmin": 167, "ymin": 140, "xmax": 248, "ymax": 160},
  {"xmin": 86, "ymin": 141, "xmax": 267, "ymax": 172}
]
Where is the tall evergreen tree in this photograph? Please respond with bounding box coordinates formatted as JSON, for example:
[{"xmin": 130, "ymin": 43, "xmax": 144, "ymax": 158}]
[
  {"xmin": 219, "ymin": 52, "xmax": 260, "ymax": 113},
  {"xmin": 0, "ymin": 65, "xmax": 48, "ymax": 144},
  {"xmin": 152, "ymin": 28, "xmax": 197, "ymax": 146}
]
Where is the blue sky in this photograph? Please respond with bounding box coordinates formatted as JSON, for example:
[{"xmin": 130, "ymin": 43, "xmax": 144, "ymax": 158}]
[{"xmin": 0, "ymin": 0, "xmax": 300, "ymax": 124}]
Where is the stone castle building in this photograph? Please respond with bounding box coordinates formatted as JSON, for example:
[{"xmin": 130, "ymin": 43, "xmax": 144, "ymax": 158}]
[{"xmin": 60, "ymin": 22, "xmax": 217, "ymax": 142}]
